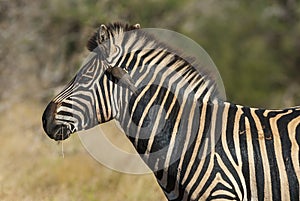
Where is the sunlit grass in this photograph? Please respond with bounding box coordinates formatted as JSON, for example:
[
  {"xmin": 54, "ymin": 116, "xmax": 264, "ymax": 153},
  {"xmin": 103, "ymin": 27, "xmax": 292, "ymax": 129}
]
[{"xmin": 0, "ymin": 101, "xmax": 166, "ymax": 201}]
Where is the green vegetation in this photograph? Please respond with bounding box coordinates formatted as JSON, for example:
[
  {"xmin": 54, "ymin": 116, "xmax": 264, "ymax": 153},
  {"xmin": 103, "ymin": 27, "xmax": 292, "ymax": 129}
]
[
  {"xmin": 0, "ymin": 0, "xmax": 299, "ymax": 200},
  {"xmin": 37, "ymin": 0, "xmax": 300, "ymax": 107}
]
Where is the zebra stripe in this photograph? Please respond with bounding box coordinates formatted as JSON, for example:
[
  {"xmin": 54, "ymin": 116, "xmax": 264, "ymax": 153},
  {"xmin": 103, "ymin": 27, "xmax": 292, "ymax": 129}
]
[{"xmin": 42, "ymin": 23, "xmax": 300, "ymax": 201}]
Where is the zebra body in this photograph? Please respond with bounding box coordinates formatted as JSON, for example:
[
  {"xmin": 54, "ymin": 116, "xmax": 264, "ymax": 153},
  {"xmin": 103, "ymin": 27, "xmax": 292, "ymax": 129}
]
[{"xmin": 42, "ymin": 22, "xmax": 300, "ymax": 200}]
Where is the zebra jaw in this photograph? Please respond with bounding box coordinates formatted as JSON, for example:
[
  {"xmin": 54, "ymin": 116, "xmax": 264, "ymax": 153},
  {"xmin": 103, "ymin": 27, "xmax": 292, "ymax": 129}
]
[{"xmin": 106, "ymin": 67, "xmax": 137, "ymax": 94}]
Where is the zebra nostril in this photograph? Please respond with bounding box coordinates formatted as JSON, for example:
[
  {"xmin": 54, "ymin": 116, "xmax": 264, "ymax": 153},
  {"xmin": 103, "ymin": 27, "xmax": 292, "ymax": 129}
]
[
  {"xmin": 42, "ymin": 101, "xmax": 74, "ymax": 141},
  {"xmin": 42, "ymin": 101, "xmax": 59, "ymax": 138},
  {"xmin": 42, "ymin": 118, "xmax": 47, "ymax": 130}
]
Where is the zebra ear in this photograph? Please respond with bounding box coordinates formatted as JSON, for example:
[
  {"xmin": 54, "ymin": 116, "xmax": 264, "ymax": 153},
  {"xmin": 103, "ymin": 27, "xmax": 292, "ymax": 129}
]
[
  {"xmin": 87, "ymin": 24, "xmax": 108, "ymax": 52},
  {"xmin": 97, "ymin": 24, "xmax": 108, "ymax": 42},
  {"xmin": 107, "ymin": 67, "xmax": 137, "ymax": 94},
  {"xmin": 133, "ymin": 24, "xmax": 141, "ymax": 29}
]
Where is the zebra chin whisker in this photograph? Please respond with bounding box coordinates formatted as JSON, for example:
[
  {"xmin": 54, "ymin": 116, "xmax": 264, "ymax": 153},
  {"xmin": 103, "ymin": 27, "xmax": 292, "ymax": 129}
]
[{"xmin": 52, "ymin": 124, "xmax": 72, "ymax": 141}]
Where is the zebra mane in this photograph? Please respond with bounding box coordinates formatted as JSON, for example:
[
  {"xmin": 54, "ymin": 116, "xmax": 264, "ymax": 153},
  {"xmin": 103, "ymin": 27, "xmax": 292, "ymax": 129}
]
[
  {"xmin": 86, "ymin": 22, "xmax": 225, "ymax": 100},
  {"xmin": 87, "ymin": 22, "xmax": 140, "ymax": 52}
]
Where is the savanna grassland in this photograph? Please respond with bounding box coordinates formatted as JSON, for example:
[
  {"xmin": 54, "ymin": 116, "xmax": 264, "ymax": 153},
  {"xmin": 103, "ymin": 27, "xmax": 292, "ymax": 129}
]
[
  {"xmin": 0, "ymin": 101, "xmax": 166, "ymax": 201},
  {"xmin": 0, "ymin": 0, "xmax": 299, "ymax": 200}
]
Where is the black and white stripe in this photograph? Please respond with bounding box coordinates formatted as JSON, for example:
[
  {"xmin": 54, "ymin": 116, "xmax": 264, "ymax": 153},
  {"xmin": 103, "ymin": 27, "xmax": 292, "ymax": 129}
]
[{"xmin": 43, "ymin": 22, "xmax": 300, "ymax": 201}]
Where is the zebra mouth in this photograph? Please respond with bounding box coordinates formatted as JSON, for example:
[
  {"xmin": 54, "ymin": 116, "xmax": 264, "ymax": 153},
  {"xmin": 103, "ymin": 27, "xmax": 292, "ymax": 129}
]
[
  {"xmin": 42, "ymin": 101, "xmax": 74, "ymax": 141},
  {"xmin": 52, "ymin": 125, "xmax": 72, "ymax": 141}
]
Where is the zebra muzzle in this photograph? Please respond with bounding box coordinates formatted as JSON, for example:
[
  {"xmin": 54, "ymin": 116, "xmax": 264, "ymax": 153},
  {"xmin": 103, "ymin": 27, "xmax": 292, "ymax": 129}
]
[{"xmin": 42, "ymin": 101, "xmax": 72, "ymax": 141}]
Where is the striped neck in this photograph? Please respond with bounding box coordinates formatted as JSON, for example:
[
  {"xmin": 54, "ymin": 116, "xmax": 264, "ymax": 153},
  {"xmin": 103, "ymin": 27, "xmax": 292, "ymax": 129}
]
[
  {"xmin": 109, "ymin": 32, "xmax": 223, "ymax": 156},
  {"xmin": 113, "ymin": 46, "xmax": 221, "ymax": 159}
]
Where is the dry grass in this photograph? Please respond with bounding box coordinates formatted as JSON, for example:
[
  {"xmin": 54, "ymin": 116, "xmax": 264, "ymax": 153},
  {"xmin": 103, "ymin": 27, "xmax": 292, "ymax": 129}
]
[
  {"xmin": 2, "ymin": 1, "xmax": 298, "ymax": 200},
  {"xmin": 0, "ymin": 100, "xmax": 166, "ymax": 201},
  {"xmin": 0, "ymin": 1, "xmax": 166, "ymax": 199}
]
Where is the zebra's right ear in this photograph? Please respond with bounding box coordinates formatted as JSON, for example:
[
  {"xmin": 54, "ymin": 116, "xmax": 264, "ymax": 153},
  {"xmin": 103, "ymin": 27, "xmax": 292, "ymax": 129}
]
[{"xmin": 133, "ymin": 24, "xmax": 141, "ymax": 29}]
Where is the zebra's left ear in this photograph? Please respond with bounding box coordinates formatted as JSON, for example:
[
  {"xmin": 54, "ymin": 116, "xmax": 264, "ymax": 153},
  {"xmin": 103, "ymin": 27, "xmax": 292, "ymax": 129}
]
[
  {"xmin": 87, "ymin": 24, "xmax": 109, "ymax": 52},
  {"xmin": 107, "ymin": 67, "xmax": 137, "ymax": 94}
]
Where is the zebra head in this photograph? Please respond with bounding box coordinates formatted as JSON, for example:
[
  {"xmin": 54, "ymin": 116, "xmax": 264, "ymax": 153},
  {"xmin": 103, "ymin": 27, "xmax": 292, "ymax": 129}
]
[{"xmin": 42, "ymin": 22, "xmax": 141, "ymax": 141}]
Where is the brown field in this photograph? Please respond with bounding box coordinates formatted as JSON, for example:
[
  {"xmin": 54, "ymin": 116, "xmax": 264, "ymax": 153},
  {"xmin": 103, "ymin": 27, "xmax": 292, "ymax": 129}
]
[
  {"xmin": 0, "ymin": 1, "xmax": 167, "ymax": 199},
  {"xmin": 1, "ymin": 1, "xmax": 299, "ymax": 200},
  {"xmin": 0, "ymin": 100, "xmax": 166, "ymax": 200}
]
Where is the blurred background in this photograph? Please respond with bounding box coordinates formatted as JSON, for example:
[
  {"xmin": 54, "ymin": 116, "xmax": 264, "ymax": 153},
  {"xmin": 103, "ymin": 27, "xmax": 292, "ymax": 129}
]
[{"xmin": 0, "ymin": 0, "xmax": 299, "ymax": 200}]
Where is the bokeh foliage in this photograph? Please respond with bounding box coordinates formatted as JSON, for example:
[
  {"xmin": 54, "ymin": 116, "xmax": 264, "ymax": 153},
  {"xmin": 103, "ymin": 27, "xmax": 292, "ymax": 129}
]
[
  {"xmin": 38, "ymin": 0, "xmax": 300, "ymax": 107},
  {"xmin": 0, "ymin": 0, "xmax": 299, "ymax": 200}
]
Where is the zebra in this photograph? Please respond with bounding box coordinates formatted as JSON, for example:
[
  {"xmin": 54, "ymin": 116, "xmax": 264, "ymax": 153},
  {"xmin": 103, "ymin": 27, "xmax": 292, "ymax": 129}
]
[{"xmin": 42, "ymin": 22, "xmax": 300, "ymax": 200}]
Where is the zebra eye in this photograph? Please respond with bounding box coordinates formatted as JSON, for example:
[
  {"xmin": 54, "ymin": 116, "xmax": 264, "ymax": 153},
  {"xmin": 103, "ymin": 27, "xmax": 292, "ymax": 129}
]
[
  {"xmin": 78, "ymin": 75, "xmax": 94, "ymax": 85},
  {"xmin": 111, "ymin": 45, "xmax": 118, "ymax": 54},
  {"xmin": 76, "ymin": 65, "xmax": 97, "ymax": 85}
]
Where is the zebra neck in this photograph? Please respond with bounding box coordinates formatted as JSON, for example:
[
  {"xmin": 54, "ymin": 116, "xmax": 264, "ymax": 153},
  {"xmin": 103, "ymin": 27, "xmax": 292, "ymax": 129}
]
[
  {"xmin": 114, "ymin": 97, "xmax": 228, "ymax": 198},
  {"xmin": 115, "ymin": 90, "xmax": 225, "ymax": 161}
]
